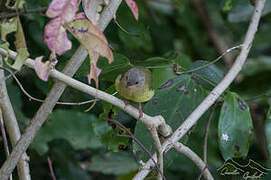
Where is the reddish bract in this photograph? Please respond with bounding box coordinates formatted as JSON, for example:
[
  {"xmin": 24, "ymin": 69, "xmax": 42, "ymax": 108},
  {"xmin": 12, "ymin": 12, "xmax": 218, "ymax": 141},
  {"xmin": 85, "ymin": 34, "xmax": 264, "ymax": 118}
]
[
  {"xmin": 125, "ymin": 0, "xmax": 138, "ymax": 20},
  {"xmin": 44, "ymin": 17, "xmax": 72, "ymax": 56},
  {"xmin": 46, "ymin": 0, "xmax": 78, "ymax": 22}
]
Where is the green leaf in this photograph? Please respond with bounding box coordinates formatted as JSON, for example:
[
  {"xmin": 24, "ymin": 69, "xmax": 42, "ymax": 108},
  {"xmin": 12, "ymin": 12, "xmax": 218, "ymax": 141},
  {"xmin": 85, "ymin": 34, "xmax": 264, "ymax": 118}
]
[
  {"xmin": 6, "ymin": 79, "xmax": 29, "ymax": 130},
  {"xmin": 265, "ymin": 106, "xmax": 271, "ymax": 158},
  {"xmin": 0, "ymin": 17, "xmax": 18, "ymax": 42},
  {"xmin": 88, "ymin": 152, "xmax": 139, "ymax": 175},
  {"xmin": 97, "ymin": 53, "xmax": 132, "ymax": 82},
  {"xmin": 133, "ymin": 75, "xmax": 207, "ymax": 162},
  {"xmin": 31, "ymin": 110, "xmax": 102, "ymax": 155},
  {"xmin": 223, "ymin": 0, "xmax": 232, "ymax": 11},
  {"xmin": 100, "ymin": 126, "xmax": 129, "ymax": 152},
  {"xmin": 5, "ymin": 0, "xmax": 26, "ymax": 9},
  {"xmin": 189, "ymin": 60, "xmax": 225, "ymax": 90},
  {"xmin": 1, "ymin": 17, "xmax": 29, "ymax": 70},
  {"xmin": 218, "ymin": 92, "xmax": 253, "ymax": 160},
  {"xmin": 135, "ymin": 52, "xmax": 192, "ymax": 89},
  {"xmin": 48, "ymin": 139, "xmax": 91, "ymax": 180},
  {"xmin": 152, "ymin": 66, "xmax": 177, "ymax": 90},
  {"xmin": 94, "ymin": 86, "xmax": 129, "ymax": 151}
]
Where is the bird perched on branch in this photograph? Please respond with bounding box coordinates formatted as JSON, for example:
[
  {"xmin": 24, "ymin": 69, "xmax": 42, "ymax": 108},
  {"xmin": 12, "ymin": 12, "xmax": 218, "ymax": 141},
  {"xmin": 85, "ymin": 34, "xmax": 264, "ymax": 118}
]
[{"xmin": 115, "ymin": 67, "xmax": 154, "ymax": 117}]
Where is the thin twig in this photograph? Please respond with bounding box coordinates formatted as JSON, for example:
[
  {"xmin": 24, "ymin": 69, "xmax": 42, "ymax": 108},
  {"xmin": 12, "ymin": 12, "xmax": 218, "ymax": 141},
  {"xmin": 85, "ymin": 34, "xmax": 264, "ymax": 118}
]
[
  {"xmin": 198, "ymin": 104, "xmax": 216, "ymax": 180},
  {"xmin": 173, "ymin": 142, "xmax": 213, "ymax": 180},
  {"xmin": 0, "ymin": 65, "xmax": 98, "ymax": 105},
  {"xmin": 178, "ymin": 45, "xmax": 242, "ymax": 75},
  {"xmin": 104, "ymin": 118, "xmax": 164, "ymax": 179},
  {"xmin": 0, "ymin": 7, "xmax": 47, "ymax": 19},
  {"xmin": 1, "ymin": 65, "xmax": 117, "ymax": 105},
  {"xmin": 0, "ymin": 108, "xmax": 13, "ymax": 180},
  {"xmin": 0, "ymin": 56, "xmax": 31, "ymax": 180},
  {"xmin": 47, "ymin": 157, "xmax": 56, "ymax": 180},
  {"xmin": 133, "ymin": 0, "xmax": 266, "ymax": 178}
]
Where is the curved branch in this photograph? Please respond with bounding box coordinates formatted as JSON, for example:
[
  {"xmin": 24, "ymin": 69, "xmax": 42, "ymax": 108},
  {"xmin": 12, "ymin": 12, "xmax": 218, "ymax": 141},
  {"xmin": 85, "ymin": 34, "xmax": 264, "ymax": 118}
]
[
  {"xmin": 0, "ymin": 57, "xmax": 31, "ymax": 180},
  {"xmin": 174, "ymin": 142, "xmax": 213, "ymax": 180},
  {"xmin": 0, "ymin": 0, "xmax": 123, "ymax": 179},
  {"xmin": 133, "ymin": 0, "xmax": 266, "ymax": 178}
]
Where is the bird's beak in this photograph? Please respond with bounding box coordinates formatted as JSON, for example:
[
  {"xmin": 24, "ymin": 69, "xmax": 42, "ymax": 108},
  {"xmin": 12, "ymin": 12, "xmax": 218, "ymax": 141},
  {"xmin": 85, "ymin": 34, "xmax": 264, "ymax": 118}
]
[{"xmin": 126, "ymin": 81, "xmax": 133, "ymax": 87}]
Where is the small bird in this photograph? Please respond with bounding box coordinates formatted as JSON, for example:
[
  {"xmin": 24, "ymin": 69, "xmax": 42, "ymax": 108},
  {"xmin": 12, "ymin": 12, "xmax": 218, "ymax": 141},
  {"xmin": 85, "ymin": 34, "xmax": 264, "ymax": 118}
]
[{"xmin": 115, "ymin": 67, "xmax": 155, "ymax": 117}]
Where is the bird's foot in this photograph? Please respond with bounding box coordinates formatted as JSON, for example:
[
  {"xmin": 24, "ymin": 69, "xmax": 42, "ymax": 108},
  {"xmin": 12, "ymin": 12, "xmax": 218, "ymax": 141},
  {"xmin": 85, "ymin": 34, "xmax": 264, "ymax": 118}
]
[
  {"xmin": 138, "ymin": 103, "xmax": 143, "ymax": 118},
  {"xmin": 123, "ymin": 100, "xmax": 129, "ymax": 105}
]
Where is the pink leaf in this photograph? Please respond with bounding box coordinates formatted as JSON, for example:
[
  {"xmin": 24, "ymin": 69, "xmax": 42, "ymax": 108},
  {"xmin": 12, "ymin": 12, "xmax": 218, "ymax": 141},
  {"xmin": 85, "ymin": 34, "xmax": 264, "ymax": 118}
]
[
  {"xmin": 44, "ymin": 17, "xmax": 72, "ymax": 56},
  {"xmin": 75, "ymin": 12, "xmax": 86, "ymax": 19},
  {"xmin": 46, "ymin": 0, "xmax": 78, "ymax": 22},
  {"xmin": 34, "ymin": 56, "xmax": 51, "ymax": 81},
  {"xmin": 87, "ymin": 52, "xmax": 101, "ymax": 87},
  {"xmin": 125, "ymin": 0, "xmax": 138, "ymax": 20}
]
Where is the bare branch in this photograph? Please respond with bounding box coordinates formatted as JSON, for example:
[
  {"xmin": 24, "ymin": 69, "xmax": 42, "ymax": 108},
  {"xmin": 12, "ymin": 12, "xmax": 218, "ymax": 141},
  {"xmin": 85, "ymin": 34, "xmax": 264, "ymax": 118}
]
[
  {"xmin": 0, "ymin": 65, "xmax": 98, "ymax": 106},
  {"xmin": 133, "ymin": 0, "xmax": 266, "ymax": 178},
  {"xmin": 0, "ymin": 7, "xmax": 47, "ymax": 19},
  {"xmin": 0, "ymin": 57, "xmax": 31, "ymax": 180},
  {"xmin": 149, "ymin": 128, "xmax": 164, "ymax": 180},
  {"xmin": 198, "ymin": 105, "xmax": 216, "ymax": 180},
  {"xmin": 174, "ymin": 142, "xmax": 213, "ymax": 180},
  {"xmin": 0, "ymin": 108, "xmax": 13, "ymax": 180}
]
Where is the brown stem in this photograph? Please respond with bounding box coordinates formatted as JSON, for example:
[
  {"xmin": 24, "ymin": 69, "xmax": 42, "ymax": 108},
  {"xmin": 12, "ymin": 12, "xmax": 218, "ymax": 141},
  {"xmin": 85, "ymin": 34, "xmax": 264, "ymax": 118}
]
[
  {"xmin": 0, "ymin": 7, "xmax": 47, "ymax": 19},
  {"xmin": 47, "ymin": 157, "xmax": 56, "ymax": 180},
  {"xmin": 0, "ymin": 109, "xmax": 13, "ymax": 180}
]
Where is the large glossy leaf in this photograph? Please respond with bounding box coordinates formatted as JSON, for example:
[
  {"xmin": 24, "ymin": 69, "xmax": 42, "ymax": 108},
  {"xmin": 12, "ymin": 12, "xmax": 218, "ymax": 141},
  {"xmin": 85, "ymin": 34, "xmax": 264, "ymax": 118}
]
[
  {"xmin": 48, "ymin": 140, "xmax": 91, "ymax": 180},
  {"xmin": 218, "ymin": 92, "xmax": 253, "ymax": 160},
  {"xmin": 265, "ymin": 106, "xmax": 271, "ymax": 158},
  {"xmin": 117, "ymin": 3, "xmax": 153, "ymax": 52},
  {"xmin": 133, "ymin": 75, "xmax": 207, "ymax": 162},
  {"xmin": 189, "ymin": 60, "xmax": 225, "ymax": 90},
  {"xmin": 88, "ymin": 152, "xmax": 139, "ymax": 175},
  {"xmin": 31, "ymin": 110, "xmax": 102, "ymax": 154},
  {"xmin": 135, "ymin": 52, "xmax": 192, "ymax": 89},
  {"xmin": 97, "ymin": 53, "xmax": 132, "ymax": 82}
]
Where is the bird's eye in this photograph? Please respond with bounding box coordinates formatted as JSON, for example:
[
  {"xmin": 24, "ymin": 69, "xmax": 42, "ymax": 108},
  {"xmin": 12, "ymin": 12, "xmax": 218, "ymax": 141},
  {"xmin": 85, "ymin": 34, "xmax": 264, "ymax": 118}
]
[{"xmin": 135, "ymin": 81, "xmax": 139, "ymax": 84}]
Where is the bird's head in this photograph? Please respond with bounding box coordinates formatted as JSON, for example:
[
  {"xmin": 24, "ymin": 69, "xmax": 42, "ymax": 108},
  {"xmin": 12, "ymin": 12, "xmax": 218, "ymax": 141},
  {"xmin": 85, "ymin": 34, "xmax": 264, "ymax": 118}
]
[{"xmin": 124, "ymin": 68, "xmax": 145, "ymax": 88}]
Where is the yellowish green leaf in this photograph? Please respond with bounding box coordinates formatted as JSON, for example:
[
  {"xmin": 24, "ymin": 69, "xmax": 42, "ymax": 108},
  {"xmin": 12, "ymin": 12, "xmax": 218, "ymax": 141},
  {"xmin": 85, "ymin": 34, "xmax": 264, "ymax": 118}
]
[
  {"xmin": 65, "ymin": 19, "xmax": 113, "ymax": 63},
  {"xmin": 4, "ymin": 18, "xmax": 29, "ymax": 70}
]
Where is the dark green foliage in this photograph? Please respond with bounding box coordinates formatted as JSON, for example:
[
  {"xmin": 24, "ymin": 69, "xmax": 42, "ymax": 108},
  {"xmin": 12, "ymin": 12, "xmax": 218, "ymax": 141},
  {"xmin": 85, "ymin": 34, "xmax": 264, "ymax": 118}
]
[
  {"xmin": 133, "ymin": 75, "xmax": 208, "ymax": 163},
  {"xmin": 265, "ymin": 106, "xmax": 271, "ymax": 158},
  {"xmin": 1, "ymin": 0, "xmax": 271, "ymax": 179}
]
